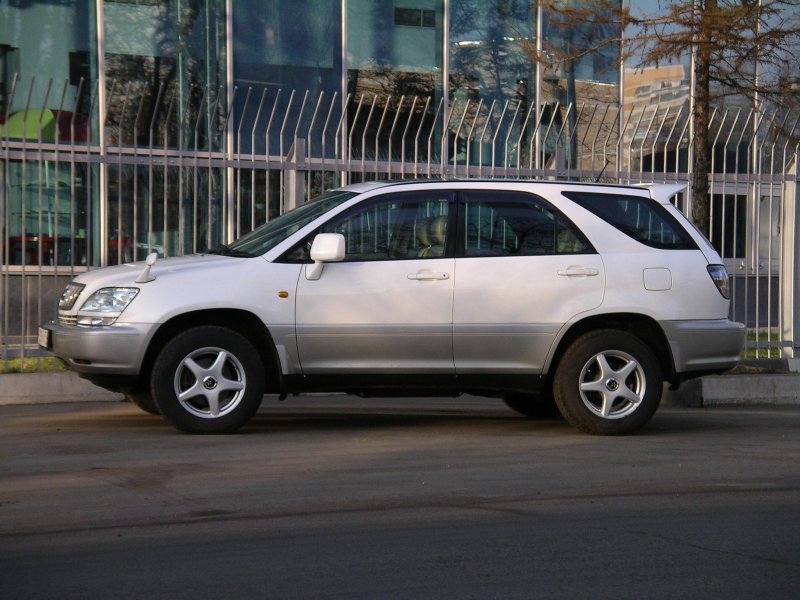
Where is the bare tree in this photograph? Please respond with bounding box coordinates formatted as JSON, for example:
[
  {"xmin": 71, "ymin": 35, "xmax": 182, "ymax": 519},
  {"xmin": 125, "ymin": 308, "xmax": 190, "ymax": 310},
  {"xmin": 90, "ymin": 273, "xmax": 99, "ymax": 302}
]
[{"xmin": 533, "ymin": 0, "xmax": 800, "ymax": 236}]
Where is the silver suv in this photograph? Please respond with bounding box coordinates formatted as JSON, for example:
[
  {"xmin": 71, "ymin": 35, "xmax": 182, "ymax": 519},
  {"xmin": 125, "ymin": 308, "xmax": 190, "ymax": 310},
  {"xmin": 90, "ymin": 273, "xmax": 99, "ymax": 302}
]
[{"xmin": 40, "ymin": 180, "xmax": 745, "ymax": 435}]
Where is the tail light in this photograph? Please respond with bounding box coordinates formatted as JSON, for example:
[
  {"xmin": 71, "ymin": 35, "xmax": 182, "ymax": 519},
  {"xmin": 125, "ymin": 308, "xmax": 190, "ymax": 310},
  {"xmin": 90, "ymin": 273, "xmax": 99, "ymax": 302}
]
[{"xmin": 707, "ymin": 264, "xmax": 730, "ymax": 299}]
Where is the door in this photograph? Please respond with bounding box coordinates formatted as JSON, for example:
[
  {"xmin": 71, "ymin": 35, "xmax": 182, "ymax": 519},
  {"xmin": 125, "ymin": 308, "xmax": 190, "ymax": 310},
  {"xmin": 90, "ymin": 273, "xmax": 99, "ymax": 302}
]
[
  {"xmin": 295, "ymin": 190, "xmax": 456, "ymax": 374},
  {"xmin": 453, "ymin": 190, "xmax": 605, "ymax": 374}
]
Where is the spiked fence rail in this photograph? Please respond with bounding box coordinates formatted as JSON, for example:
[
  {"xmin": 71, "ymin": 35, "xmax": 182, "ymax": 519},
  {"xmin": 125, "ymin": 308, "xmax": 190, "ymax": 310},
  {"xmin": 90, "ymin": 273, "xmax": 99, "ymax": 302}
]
[{"xmin": 2, "ymin": 77, "xmax": 799, "ymax": 365}]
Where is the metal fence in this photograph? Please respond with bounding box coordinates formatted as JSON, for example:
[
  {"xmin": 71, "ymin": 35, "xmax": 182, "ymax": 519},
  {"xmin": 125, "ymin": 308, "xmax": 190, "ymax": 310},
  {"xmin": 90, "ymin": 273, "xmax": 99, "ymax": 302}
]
[{"xmin": 2, "ymin": 76, "xmax": 799, "ymax": 368}]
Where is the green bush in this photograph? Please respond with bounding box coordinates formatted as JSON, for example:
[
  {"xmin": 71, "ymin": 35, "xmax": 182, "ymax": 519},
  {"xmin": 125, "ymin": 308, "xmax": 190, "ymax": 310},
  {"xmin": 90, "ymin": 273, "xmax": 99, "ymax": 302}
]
[{"xmin": 0, "ymin": 357, "xmax": 66, "ymax": 374}]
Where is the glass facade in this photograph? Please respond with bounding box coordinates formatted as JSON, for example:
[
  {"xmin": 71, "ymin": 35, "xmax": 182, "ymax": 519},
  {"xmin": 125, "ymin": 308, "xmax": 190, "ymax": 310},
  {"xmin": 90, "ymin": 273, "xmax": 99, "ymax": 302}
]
[
  {"xmin": 0, "ymin": 2, "xmax": 95, "ymax": 115},
  {"xmin": 1, "ymin": 1, "xmax": 627, "ymax": 264},
  {"xmin": 449, "ymin": 0, "xmax": 535, "ymax": 168},
  {"xmin": 539, "ymin": 0, "xmax": 621, "ymax": 171},
  {"xmin": 2, "ymin": 0, "xmax": 785, "ymax": 266},
  {"xmin": 622, "ymin": 0, "xmax": 692, "ymax": 180},
  {"xmin": 3, "ymin": 1, "xmax": 798, "ymax": 359},
  {"xmin": 346, "ymin": 0, "xmax": 443, "ymax": 170},
  {"xmin": 230, "ymin": 1, "xmax": 342, "ymax": 225},
  {"xmin": 348, "ymin": 0, "xmax": 442, "ymax": 97},
  {"xmin": 102, "ymin": 1, "xmax": 226, "ymax": 260},
  {"xmin": 1, "ymin": 2, "xmax": 96, "ymax": 267},
  {"xmin": 103, "ymin": 0, "xmax": 226, "ymax": 150},
  {"xmin": 234, "ymin": 0, "xmax": 341, "ymax": 155}
]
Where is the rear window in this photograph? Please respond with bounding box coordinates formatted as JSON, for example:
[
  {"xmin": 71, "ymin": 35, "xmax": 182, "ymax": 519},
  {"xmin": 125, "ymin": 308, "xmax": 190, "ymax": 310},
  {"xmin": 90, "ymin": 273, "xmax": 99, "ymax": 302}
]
[{"xmin": 562, "ymin": 191, "xmax": 697, "ymax": 250}]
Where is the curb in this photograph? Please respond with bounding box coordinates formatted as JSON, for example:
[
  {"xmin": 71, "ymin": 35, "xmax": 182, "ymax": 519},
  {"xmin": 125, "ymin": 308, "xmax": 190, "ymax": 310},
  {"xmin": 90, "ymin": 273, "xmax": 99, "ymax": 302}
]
[
  {"xmin": 0, "ymin": 372, "xmax": 124, "ymax": 406},
  {"xmin": 663, "ymin": 358, "xmax": 800, "ymax": 407},
  {"xmin": 670, "ymin": 373, "xmax": 800, "ymax": 407}
]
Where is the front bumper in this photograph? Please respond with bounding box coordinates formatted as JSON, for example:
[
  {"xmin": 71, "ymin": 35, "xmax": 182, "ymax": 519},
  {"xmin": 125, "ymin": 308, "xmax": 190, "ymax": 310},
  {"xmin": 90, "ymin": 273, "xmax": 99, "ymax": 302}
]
[
  {"xmin": 661, "ymin": 318, "xmax": 746, "ymax": 374},
  {"xmin": 39, "ymin": 320, "xmax": 157, "ymax": 377}
]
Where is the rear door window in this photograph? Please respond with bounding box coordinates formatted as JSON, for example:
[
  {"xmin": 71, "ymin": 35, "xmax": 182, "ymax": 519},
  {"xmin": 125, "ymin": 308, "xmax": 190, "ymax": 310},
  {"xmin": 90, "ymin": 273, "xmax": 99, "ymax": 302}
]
[{"xmin": 458, "ymin": 190, "xmax": 594, "ymax": 257}]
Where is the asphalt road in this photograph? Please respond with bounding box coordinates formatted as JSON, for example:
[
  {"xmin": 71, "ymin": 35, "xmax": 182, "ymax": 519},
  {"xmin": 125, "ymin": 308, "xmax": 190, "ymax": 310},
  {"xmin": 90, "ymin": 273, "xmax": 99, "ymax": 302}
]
[{"xmin": 1, "ymin": 396, "xmax": 799, "ymax": 599}]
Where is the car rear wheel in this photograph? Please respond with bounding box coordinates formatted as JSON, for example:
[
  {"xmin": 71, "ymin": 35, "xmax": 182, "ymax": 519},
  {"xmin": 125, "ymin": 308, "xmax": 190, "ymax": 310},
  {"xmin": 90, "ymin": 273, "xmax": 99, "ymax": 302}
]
[
  {"xmin": 151, "ymin": 326, "xmax": 265, "ymax": 433},
  {"xmin": 503, "ymin": 392, "xmax": 561, "ymax": 418},
  {"xmin": 553, "ymin": 330, "xmax": 662, "ymax": 435}
]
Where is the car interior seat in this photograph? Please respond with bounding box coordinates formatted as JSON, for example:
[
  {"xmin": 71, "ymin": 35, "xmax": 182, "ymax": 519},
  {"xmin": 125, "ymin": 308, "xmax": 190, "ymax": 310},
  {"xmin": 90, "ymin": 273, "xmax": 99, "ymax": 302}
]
[{"xmin": 417, "ymin": 216, "xmax": 446, "ymax": 257}]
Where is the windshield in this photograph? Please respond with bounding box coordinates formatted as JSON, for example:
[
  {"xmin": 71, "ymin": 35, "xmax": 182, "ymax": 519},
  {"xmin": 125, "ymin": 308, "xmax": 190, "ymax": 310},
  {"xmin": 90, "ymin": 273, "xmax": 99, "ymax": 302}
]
[{"xmin": 219, "ymin": 189, "xmax": 358, "ymax": 256}]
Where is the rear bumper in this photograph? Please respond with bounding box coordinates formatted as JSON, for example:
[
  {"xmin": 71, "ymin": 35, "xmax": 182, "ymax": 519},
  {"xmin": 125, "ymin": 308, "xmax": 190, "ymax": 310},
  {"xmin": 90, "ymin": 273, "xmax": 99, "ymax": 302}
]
[{"xmin": 661, "ymin": 319, "xmax": 746, "ymax": 375}]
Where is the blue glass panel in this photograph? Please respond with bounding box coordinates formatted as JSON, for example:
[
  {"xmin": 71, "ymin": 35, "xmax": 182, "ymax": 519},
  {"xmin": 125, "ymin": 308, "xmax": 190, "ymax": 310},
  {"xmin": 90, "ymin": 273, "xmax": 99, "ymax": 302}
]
[{"xmin": 232, "ymin": 0, "xmax": 342, "ymax": 155}]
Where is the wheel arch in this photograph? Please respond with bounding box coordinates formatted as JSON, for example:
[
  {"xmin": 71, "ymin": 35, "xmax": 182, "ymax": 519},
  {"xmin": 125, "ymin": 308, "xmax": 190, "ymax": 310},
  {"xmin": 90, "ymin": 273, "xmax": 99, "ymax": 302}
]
[
  {"xmin": 140, "ymin": 309, "xmax": 282, "ymax": 394},
  {"xmin": 547, "ymin": 313, "xmax": 676, "ymax": 386}
]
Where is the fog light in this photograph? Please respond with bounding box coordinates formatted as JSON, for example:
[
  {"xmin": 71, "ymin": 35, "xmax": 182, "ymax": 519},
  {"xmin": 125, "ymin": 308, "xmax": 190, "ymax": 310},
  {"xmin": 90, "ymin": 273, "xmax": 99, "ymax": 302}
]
[{"xmin": 76, "ymin": 315, "xmax": 118, "ymax": 326}]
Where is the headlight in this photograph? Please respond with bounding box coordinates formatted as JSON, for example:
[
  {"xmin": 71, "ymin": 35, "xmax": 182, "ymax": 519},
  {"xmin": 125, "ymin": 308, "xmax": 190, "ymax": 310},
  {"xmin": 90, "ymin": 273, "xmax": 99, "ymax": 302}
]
[
  {"xmin": 77, "ymin": 287, "xmax": 139, "ymax": 326},
  {"xmin": 59, "ymin": 282, "xmax": 85, "ymax": 310}
]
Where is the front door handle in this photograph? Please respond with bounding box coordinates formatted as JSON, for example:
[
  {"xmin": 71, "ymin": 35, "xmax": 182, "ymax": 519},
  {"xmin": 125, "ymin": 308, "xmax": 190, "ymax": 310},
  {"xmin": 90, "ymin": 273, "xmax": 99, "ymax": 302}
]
[
  {"xmin": 408, "ymin": 271, "xmax": 450, "ymax": 281},
  {"xmin": 558, "ymin": 266, "xmax": 599, "ymax": 277}
]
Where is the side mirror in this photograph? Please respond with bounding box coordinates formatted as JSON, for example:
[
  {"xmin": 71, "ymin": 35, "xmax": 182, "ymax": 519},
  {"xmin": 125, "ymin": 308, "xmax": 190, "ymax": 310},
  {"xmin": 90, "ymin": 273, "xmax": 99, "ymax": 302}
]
[{"xmin": 305, "ymin": 233, "xmax": 345, "ymax": 280}]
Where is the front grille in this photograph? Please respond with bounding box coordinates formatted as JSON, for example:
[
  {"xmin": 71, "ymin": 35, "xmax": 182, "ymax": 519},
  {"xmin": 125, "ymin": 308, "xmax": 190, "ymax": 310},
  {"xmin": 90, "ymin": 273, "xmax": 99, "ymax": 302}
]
[{"xmin": 59, "ymin": 314, "xmax": 78, "ymax": 326}]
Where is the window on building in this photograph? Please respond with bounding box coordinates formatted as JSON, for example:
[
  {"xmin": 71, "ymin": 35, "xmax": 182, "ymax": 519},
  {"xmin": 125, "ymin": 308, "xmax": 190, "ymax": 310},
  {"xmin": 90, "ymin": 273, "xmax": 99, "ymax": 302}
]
[
  {"xmin": 232, "ymin": 0, "xmax": 341, "ymax": 155},
  {"xmin": 448, "ymin": 0, "xmax": 536, "ymax": 168},
  {"xmin": 346, "ymin": 0, "xmax": 443, "ymax": 166},
  {"xmin": 1, "ymin": 2, "xmax": 95, "ymax": 267},
  {"xmin": 394, "ymin": 7, "xmax": 436, "ymax": 28},
  {"xmin": 103, "ymin": 0, "xmax": 225, "ymax": 151},
  {"xmin": 711, "ymin": 193, "xmax": 747, "ymax": 260},
  {"xmin": 102, "ymin": 0, "xmax": 227, "ymax": 259}
]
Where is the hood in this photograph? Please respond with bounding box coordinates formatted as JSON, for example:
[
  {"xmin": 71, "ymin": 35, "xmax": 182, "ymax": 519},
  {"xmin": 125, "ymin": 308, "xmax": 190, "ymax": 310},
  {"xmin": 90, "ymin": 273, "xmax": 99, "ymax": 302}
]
[{"xmin": 73, "ymin": 253, "xmax": 253, "ymax": 288}]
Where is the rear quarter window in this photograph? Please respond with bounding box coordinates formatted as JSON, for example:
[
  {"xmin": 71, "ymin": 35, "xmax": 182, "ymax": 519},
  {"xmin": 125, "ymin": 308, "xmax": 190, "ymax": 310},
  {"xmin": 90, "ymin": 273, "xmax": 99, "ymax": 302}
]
[{"xmin": 562, "ymin": 191, "xmax": 697, "ymax": 250}]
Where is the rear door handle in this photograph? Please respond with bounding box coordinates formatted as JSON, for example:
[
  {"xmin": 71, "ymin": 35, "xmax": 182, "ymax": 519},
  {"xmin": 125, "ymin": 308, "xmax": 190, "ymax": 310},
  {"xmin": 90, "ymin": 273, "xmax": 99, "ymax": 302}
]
[
  {"xmin": 558, "ymin": 266, "xmax": 599, "ymax": 277},
  {"xmin": 408, "ymin": 271, "xmax": 450, "ymax": 281}
]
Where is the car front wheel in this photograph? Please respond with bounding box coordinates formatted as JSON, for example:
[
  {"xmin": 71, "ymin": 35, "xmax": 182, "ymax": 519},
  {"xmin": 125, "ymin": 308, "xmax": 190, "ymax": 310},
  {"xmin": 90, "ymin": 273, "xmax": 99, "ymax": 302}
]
[
  {"xmin": 553, "ymin": 330, "xmax": 662, "ymax": 435},
  {"xmin": 151, "ymin": 326, "xmax": 265, "ymax": 433}
]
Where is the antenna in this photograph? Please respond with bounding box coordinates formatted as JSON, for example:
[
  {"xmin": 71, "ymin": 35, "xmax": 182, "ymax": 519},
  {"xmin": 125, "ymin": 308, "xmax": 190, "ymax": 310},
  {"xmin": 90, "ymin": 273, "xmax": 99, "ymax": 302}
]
[{"xmin": 594, "ymin": 159, "xmax": 610, "ymax": 183}]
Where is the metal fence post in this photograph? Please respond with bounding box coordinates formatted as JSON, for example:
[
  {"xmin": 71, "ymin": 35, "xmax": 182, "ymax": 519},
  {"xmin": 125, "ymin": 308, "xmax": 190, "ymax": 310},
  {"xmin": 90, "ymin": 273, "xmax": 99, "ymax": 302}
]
[
  {"xmin": 286, "ymin": 138, "xmax": 306, "ymax": 211},
  {"xmin": 781, "ymin": 154, "xmax": 799, "ymax": 359}
]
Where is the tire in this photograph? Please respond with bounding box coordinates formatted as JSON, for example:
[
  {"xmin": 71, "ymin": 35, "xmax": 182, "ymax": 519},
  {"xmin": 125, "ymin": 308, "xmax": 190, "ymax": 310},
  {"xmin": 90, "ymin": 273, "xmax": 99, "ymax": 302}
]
[
  {"xmin": 553, "ymin": 330, "xmax": 662, "ymax": 435},
  {"xmin": 151, "ymin": 326, "xmax": 265, "ymax": 434},
  {"xmin": 125, "ymin": 390, "xmax": 160, "ymax": 415},
  {"xmin": 503, "ymin": 392, "xmax": 561, "ymax": 419}
]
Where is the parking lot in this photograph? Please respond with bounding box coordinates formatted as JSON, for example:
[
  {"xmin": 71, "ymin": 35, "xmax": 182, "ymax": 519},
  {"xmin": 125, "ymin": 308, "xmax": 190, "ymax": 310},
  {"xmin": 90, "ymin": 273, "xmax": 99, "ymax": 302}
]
[{"xmin": 1, "ymin": 396, "xmax": 799, "ymax": 599}]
